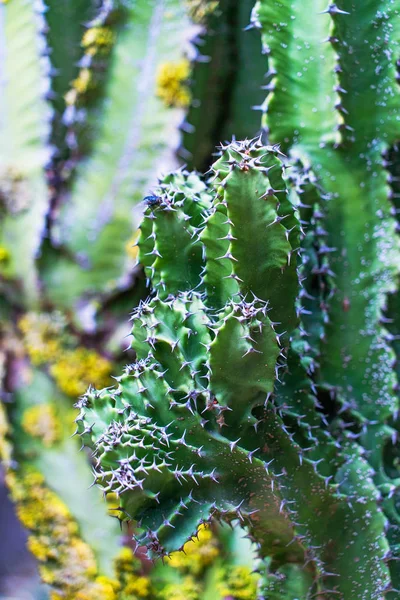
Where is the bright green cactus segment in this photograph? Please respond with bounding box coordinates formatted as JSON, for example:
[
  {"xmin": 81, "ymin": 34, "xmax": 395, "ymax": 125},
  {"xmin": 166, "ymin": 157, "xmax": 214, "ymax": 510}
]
[
  {"xmin": 79, "ymin": 139, "xmax": 393, "ymax": 598},
  {"xmin": 40, "ymin": 0, "xmax": 195, "ymax": 312},
  {"xmin": 0, "ymin": 0, "xmax": 52, "ymax": 304},
  {"xmin": 252, "ymin": 0, "xmax": 339, "ymax": 150},
  {"xmin": 138, "ymin": 171, "xmax": 212, "ymax": 295}
]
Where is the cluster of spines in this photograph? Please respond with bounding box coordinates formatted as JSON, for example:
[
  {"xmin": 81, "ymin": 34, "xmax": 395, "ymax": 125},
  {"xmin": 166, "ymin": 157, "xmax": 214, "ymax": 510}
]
[{"xmin": 290, "ymin": 164, "xmax": 333, "ymax": 378}]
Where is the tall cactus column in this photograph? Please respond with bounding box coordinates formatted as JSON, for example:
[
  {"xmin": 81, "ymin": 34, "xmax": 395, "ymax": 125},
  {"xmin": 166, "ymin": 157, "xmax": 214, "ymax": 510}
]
[{"xmin": 253, "ymin": 0, "xmax": 400, "ymax": 595}]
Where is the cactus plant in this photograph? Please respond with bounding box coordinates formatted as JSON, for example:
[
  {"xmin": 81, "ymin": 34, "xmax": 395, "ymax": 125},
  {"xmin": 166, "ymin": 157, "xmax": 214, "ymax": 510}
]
[
  {"xmin": 79, "ymin": 138, "xmax": 396, "ymax": 598},
  {"xmin": 0, "ymin": 0, "xmax": 256, "ymax": 597},
  {"xmin": 3, "ymin": 0, "xmax": 400, "ymax": 598},
  {"xmin": 78, "ymin": 0, "xmax": 400, "ymax": 595}
]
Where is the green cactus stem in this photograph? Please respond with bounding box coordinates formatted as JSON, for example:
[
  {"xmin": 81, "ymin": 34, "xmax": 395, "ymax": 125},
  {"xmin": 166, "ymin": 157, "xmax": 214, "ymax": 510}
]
[
  {"xmin": 253, "ymin": 1, "xmax": 400, "ymax": 595},
  {"xmin": 79, "ymin": 139, "xmax": 392, "ymax": 599},
  {"xmin": 0, "ymin": 0, "xmax": 52, "ymax": 304}
]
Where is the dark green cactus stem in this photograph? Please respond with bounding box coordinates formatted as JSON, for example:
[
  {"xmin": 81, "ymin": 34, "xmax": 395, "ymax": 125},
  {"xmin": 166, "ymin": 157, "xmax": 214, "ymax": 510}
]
[
  {"xmin": 79, "ymin": 139, "xmax": 392, "ymax": 598},
  {"xmin": 182, "ymin": 0, "xmax": 266, "ymax": 170},
  {"xmin": 253, "ymin": 0, "xmax": 400, "ymax": 595}
]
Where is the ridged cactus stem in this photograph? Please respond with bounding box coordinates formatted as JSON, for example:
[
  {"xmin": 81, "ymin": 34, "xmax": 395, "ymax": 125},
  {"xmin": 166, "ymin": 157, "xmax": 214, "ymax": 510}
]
[
  {"xmin": 253, "ymin": 1, "xmax": 400, "ymax": 595},
  {"xmin": 79, "ymin": 139, "xmax": 392, "ymax": 598}
]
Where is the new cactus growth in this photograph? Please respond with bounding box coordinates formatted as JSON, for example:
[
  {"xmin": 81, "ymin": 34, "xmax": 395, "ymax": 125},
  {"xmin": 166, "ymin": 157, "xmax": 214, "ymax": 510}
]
[{"xmin": 79, "ymin": 139, "xmax": 394, "ymax": 598}]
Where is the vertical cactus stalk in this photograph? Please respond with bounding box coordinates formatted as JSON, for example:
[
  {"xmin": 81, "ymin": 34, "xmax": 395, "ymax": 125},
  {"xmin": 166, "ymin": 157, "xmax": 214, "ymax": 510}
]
[
  {"xmin": 80, "ymin": 139, "xmax": 393, "ymax": 598},
  {"xmin": 41, "ymin": 0, "xmax": 198, "ymax": 316},
  {"xmin": 253, "ymin": 0, "xmax": 400, "ymax": 595},
  {"xmin": 0, "ymin": 0, "xmax": 52, "ymax": 304}
]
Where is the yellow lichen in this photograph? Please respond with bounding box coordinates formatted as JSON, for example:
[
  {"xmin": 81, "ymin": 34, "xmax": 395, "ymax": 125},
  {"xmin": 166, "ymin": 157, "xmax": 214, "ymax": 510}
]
[
  {"xmin": 157, "ymin": 576, "xmax": 200, "ymax": 600},
  {"xmin": 19, "ymin": 312, "xmax": 64, "ymax": 366},
  {"xmin": 217, "ymin": 566, "xmax": 259, "ymax": 600},
  {"xmin": 72, "ymin": 68, "xmax": 93, "ymax": 95},
  {"xmin": 50, "ymin": 348, "xmax": 112, "ymax": 397},
  {"xmin": 52, "ymin": 576, "xmax": 119, "ymax": 600},
  {"xmin": 124, "ymin": 576, "xmax": 151, "ymax": 598},
  {"xmin": 7, "ymin": 467, "xmax": 150, "ymax": 598},
  {"xmin": 22, "ymin": 404, "xmax": 62, "ymax": 447},
  {"xmin": 185, "ymin": 0, "xmax": 219, "ymax": 21},
  {"xmin": 27, "ymin": 535, "xmax": 58, "ymax": 562},
  {"xmin": 82, "ymin": 26, "xmax": 115, "ymax": 55},
  {"xmin": 125, "ymin": 229, "xmax": 141, "ymax": 262},
  {"xmin": 5, "ymin": 467, "xmax": 108, "ymax": 598},
  {"xmin": 168, "ymin": 524, "xmax": 219, "ymax": 576},
  {"xmin": 0, "ymin": 401, "xmax": 12, "ymax": 466},
  {"xmin": 113, "ymin": 547, "xmax": 150, "ymax": 598},
  {"xmin": 156, "ymin": 59, "xmax": 191, "ymax": 108},
  {"xmin": 115, "ymin": 546, "xmax": 136, "ymax": 568},
  {"xmin": 0, "ymin": 246, "xmax": 10, "ymax": 266}
]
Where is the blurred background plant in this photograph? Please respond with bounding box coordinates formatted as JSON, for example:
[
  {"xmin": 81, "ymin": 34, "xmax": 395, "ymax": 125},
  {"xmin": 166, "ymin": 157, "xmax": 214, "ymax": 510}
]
[{"xmin": 0, "ymin": 0, "xmax": 265, "ymax": 597}]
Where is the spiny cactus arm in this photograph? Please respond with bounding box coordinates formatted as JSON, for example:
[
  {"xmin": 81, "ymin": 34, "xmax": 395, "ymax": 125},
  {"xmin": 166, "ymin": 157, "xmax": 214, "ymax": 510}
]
[
  {"xmin": 208, "ymin": 140, "xmax": 299, "ymax": 337},
  {"xmin": 251, "ymin": 0, "xmax": 338, "ymax": 150},
  {"xmin": 327, "ymin": 1, "xmax": 400, "ymax": 148},
  {"xmin": 41, "ymin": 0, "xmax": 196, "ymax": 312},
  {"xmin": 182, "ymin": 0, "xmax": 266, "ymax": 171},
  {"xmin": 0, "ymin": 0, "xmax": 52, "ymax": 305},
  {"xmin": 289, "ymin": 164, "xmax": 333, "ymax": 374},
  {"xmin": 181, "ymin": 0, "xmax": 233, "ymax": 170},
  {"xmin": 317, "ymin": 154, "xmax": 400, "ymax": 425},
  {"xmin": 209, "ymin": 299, "xmax": 280, "ymax": 428},
  {"xmin": 79, "ymin": 369, "xmax": 393, "ymax": 597},
  {"xmin": 256, "ymin": 405, "xmax": 391, "ymax": 598},
  {"xmin": 59, "ymin": 0, "xmax": 129, "ymax": 161},
  {"xmin": 138, "ymin": 171, "xmax": 212, "ymax": 297},
  {"xmin": 314, "ymin": 0, "xmax": 400, "ymax": 425},
  {"xmin": 130, "ymin": 294, "xmax": 211, "ymax": 399},
  {"xmin": 219, "ymin": 0, "xmax": 266, "ymax": 143},
  {"xmin": 254, "ymin": 0, "xmax": 400, "ymax": 424},
  {"xmin": 78, "ymin": 382, "xmax": 308, "ymax": 562}
]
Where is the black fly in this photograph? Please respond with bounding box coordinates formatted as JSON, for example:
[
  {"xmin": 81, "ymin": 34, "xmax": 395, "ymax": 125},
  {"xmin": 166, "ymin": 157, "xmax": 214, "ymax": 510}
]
[{"xmin": 144, "ymin": 195, "xmax": 161, "ymax": 207}]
